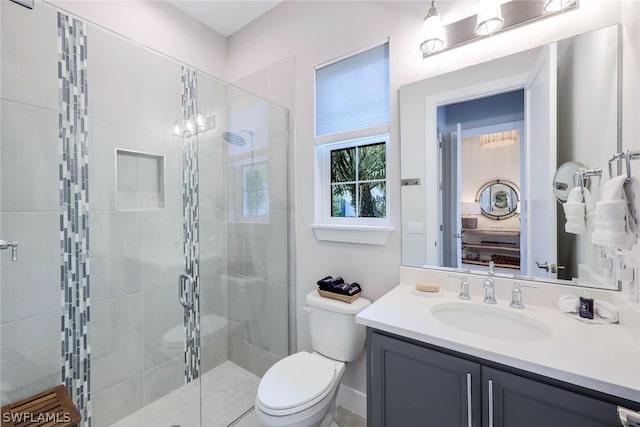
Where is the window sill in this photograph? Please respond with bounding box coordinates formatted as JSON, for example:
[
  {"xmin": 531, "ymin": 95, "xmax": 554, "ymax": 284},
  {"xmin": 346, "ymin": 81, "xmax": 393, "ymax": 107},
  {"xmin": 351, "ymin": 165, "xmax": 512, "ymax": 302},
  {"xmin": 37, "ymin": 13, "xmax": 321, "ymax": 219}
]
[{"xmin": 311, "ymin": 224, "xmax": 393, "ymax": 245}]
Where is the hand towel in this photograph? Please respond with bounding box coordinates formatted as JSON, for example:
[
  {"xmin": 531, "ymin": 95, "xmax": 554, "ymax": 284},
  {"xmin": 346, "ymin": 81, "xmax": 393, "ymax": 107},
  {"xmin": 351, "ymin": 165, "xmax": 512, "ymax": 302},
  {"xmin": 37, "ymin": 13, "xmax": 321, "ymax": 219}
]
[
  {"xmin": 594, "ymin": 300, "xmax": 619, "ymax": 323},
  {"xmin": 583, "ymin": 188, "xmax": 596, "ymax": 231},
  {"xmin": 563, "ymin": 187, "xmax": 586, "ymax": 234},
  {"xmin": 592, "ymin": 176, "xmax": 636, "ymax": 249},
  {"xmin": 622, "ymin": 176, "xmax": 640, "ymax": 236},
  {"xmin": 558, "ymin": 295, "xmax": 579, "ymax": 313}
]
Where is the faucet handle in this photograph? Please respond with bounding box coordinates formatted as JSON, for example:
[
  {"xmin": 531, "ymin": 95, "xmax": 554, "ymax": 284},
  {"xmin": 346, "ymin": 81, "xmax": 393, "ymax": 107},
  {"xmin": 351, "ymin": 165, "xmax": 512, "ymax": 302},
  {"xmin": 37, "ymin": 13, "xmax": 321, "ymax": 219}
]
[
  {"xmin": 510, "ymin": 282, "xmax": 538, "ymax": 309},
  {"xmin": 448, "ymin": 275, "xmax": 470, "ymax": 300},
  {"xmin": 488, "ymin": 261, "xmax": 495, "ymax": 275}
]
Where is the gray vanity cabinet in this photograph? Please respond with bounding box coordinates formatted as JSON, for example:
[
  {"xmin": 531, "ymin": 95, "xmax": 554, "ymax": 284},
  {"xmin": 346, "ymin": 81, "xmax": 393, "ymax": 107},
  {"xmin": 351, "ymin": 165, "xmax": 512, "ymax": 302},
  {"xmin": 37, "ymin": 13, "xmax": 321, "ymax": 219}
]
[
  {"xmin": 368, "ymin": 331, "xmax": 482, "ymax": 426},
  {"xmin": 367, "ymin": 329, "xmax": 623, "ymax": 427},
  {"xmin": 483, "ymin": 366, "xmax": 620, "ymax": 427}
]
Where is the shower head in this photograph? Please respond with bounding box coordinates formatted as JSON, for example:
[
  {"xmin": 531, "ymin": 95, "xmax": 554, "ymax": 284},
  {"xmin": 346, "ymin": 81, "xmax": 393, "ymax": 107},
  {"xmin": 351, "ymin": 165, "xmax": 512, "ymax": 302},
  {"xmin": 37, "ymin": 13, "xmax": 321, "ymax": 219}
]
[
  {"xmin": 222, "ymin": 130, "xmax": 254, "ymax": 146},
  {"xmin": 222, "ymin": 131, "xmax": 246, "ymax": 146}
]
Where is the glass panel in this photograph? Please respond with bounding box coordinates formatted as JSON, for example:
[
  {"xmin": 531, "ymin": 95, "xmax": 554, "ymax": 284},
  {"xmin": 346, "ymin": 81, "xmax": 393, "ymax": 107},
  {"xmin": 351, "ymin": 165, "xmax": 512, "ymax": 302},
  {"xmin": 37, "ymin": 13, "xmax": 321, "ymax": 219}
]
[
  {"xmin": 332, "ymin": 183, "xmax": 357, "ymax": 217},
  {"xmin": 358, "ymin": 142, "xmax": 386, "ymax": 180},
  {"xmin": 0, "ymin": 3, "xmax": 291, "ymax": 427},
  {"xmin": 242, "ymin": 162, "xmax": 269, "ymax": 217},
  {"xmin": 331, "ymin": 146, "xmax": 356, "ymax": 183},
  {"xmin": 199, "ymin": 72, "xmax": 291, "ymax": 427},
  {"xmin": 359, "ymin": 181, "xmax": 386, "ymax": 217}
]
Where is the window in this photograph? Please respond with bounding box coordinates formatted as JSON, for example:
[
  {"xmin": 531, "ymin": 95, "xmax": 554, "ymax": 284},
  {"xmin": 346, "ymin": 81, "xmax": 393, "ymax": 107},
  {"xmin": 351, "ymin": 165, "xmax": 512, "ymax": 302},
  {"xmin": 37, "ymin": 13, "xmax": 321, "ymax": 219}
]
[
  {"xmin": 242, "ymin": 161, "xmax": 269, "ymax": 217},
  {"xmin": 331, "ymin": 141, "xmax": 386, "ymax": 218},
  {"xmin": 313, "ymin": 41, "xmax": 391, "ymax": 244}
]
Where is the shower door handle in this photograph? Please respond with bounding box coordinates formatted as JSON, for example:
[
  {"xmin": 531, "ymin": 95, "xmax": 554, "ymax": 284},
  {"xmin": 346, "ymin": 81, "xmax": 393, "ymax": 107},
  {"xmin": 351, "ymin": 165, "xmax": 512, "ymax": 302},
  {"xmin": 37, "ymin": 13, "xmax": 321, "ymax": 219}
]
[{"xmin": 178, "ymin": 273, "xmax": 195, "ymax": 309}]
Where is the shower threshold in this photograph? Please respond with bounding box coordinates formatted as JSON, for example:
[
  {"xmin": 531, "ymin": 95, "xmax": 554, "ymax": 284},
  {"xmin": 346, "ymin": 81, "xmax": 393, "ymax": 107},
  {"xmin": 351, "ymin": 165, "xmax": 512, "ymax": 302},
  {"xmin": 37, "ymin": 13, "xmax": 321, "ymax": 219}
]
[{"xmin": 111, "ymin": 361, "xmax": 260, "ymax": 427}]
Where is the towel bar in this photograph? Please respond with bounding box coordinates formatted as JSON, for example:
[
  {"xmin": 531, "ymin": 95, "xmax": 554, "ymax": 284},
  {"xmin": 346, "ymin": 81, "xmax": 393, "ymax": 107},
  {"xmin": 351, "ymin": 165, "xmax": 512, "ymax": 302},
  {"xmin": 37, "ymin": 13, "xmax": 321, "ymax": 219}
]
[{"xmin": 608, "ymin": 149, "xmax": 640, "ymax": 181}]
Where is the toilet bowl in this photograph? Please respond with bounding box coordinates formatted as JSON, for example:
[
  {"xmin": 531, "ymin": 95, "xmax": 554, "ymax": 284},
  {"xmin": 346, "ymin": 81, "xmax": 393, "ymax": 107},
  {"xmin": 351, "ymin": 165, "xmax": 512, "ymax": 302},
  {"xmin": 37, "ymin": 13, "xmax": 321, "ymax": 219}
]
[
  {"xmin": 255, "ymin": 351, "xmax": 345, "ymax": 427},
  {"xmin": 161, "ymin": 314, "xmax": 228, "ymax": 355},
  {"xmin": 255, "ymin": 291, "xmax": 371, "ymax": 427}
]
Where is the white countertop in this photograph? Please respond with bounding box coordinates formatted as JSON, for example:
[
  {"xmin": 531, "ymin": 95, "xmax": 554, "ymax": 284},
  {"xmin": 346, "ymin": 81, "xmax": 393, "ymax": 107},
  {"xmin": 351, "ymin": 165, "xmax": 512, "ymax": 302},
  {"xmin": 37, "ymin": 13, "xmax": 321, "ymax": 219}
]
[{"xmin": 356, "ymin": 283, "xmax": 640, "ymax": 403}]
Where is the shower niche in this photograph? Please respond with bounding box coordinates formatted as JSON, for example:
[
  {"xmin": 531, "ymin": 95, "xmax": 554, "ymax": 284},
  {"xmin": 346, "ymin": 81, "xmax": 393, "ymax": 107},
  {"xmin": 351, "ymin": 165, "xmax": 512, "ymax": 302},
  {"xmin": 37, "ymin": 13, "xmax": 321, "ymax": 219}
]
[{"xmin": 115, "ymin": 148, "xmax": 166, "ymax": 210}]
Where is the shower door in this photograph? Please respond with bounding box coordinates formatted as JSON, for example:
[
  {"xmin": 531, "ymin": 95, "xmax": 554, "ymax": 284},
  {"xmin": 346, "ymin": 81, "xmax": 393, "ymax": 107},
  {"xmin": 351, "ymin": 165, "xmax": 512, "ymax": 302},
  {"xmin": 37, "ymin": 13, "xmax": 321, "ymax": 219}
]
[{"xmin": 1, "ymin": 2, "xmax": 291, "ymax": 427}]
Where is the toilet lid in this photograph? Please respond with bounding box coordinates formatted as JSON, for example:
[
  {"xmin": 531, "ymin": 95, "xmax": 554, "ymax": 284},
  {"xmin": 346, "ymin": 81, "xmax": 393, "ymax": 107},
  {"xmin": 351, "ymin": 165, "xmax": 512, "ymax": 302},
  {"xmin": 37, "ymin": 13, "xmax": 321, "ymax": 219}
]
[{"xmin": 257, "ymin": 352, "xmax": 337, "ymax": 413}]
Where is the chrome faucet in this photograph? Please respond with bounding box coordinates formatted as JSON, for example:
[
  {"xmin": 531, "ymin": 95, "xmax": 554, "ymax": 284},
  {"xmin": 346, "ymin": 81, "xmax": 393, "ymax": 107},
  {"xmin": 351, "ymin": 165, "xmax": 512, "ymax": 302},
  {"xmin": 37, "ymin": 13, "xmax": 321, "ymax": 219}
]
[
  {"xmin": 510, "ymin": 282, "xmax": 538, "ymax": 309},
  {"xmin": 449, "ymin": 275, "xmax": 470, "ymax": 300},
  {"xmin": 483, "ymin": 261, "xmax": 496, "ymax": 304},
  {"xmin": 0, "ymin": 240, "xmax": 18, "ymax": 261}
]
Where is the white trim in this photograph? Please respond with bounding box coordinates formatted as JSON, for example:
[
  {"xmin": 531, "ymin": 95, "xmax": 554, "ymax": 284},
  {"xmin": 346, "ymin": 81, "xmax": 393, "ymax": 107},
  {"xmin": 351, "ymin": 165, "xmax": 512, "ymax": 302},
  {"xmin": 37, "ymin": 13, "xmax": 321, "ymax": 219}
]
[
  {"xmin": 336, "ymin": 383, "xmax": 367, "ymax": 419},
  {"xmin": 311, "ymin": 224, "xmax": 393, "ymax": 245},
  {"xmin": 423, "ymin": 73, "xmax": 529, "ymax": 266},
  {"xmin": 317, "ymin": 133, "xmax": 391, "ymax": 227},
  {"xmin": 316, "ymin": 124, "xmax": 390, "ymax": 146}
]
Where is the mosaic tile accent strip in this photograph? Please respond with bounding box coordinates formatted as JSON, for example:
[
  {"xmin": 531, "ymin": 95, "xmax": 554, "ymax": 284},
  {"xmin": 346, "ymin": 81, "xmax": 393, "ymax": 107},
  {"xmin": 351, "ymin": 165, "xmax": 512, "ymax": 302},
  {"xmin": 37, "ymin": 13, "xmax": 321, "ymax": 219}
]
[
  {"xmin": 58, "ymin": 12, "xmax": 92, "ymax": 427},
  {"xmin": 181, "ymin": 66, "xmax": 201, "ymax": 383}
]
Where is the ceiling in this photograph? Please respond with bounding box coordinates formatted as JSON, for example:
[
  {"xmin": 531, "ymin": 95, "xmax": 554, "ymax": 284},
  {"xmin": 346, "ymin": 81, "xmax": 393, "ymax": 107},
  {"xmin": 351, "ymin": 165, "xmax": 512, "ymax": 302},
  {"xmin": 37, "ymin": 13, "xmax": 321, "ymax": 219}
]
[
  {"xmin": 166, "ymin": 0, "xmax": 284, "ymax": 37},
  {"xmin": 165, "ymin": 1, "xmax": 499, "ymax": 38}
]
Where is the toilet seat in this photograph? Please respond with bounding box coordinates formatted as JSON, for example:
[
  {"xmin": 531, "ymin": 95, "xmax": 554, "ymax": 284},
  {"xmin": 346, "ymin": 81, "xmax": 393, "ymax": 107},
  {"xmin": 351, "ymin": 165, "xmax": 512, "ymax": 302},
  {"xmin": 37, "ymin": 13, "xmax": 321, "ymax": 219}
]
[{"xmin": 257, "ymin": 352, "xmax": 339, "ymax": 416}]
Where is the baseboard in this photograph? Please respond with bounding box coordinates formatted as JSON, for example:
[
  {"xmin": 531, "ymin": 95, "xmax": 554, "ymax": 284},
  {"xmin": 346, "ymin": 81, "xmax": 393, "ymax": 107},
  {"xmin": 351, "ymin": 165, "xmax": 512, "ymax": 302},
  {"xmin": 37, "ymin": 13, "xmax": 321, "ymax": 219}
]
[{"xmin": 337, "ymin": 383, "xmax": 367, "ymax": 420}]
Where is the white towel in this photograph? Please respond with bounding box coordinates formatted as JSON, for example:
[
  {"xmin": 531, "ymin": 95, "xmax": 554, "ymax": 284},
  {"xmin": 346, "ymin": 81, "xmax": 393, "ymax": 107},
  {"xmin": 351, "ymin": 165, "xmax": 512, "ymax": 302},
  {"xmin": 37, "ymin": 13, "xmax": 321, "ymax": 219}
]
[
  {"xmin": 591, "ymin": 176, "xmax": 637, "ymax": 249},
  {"xmin": 557, "ymin": 295, "xmax": 619, "ymax": 324},
  {"xmin": 594, "ymin": 300, "xmax": 619, "ymax": 323},
  {"xmin": 583, "ymin": 188, "xmax": 596, "ymax": 231},
  {"xmin": 623, "ymin": 176, "xmax": 640, "ymax": 236},
  {"xmin": 563, "ymin": 187, "xmax": 586, "ymax": 234}
]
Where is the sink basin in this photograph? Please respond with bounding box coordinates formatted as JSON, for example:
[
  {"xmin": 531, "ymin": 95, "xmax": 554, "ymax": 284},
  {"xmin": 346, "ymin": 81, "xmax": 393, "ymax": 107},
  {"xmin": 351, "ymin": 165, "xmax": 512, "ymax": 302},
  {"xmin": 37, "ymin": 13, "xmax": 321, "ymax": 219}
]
[{"xmin": 431, "ymin": 303, "xmax": 552, "ymax": 341}]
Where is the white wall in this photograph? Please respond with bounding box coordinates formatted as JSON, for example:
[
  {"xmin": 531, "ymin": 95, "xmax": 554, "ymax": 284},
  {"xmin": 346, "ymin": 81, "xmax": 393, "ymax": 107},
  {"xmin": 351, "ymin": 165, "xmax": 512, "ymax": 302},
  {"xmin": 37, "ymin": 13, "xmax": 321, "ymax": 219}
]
[
  {"xmin": 46, "ymin": 0, "xmax": 227, "ymax": 79},
  {"xmin": 225, "ymin": 0, "xmax": 635, "ymax": 410}
]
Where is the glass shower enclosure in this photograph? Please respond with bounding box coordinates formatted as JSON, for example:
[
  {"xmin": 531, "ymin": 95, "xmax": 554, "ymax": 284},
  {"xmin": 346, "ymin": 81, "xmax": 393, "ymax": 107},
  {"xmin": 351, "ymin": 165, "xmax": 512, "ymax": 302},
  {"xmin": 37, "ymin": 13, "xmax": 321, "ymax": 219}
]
[{"xmin": 0, "ymin": 1, "xmax": 292, "ymax": 426}]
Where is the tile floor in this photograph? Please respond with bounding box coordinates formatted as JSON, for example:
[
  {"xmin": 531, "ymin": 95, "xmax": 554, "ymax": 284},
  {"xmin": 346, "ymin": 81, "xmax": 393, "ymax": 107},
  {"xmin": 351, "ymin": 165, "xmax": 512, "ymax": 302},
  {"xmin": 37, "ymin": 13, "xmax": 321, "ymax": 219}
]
[
  {"xmin": 112, "ymin": 360, "xmax": 367, "ymax": 427},
  {"xmin": 234, "ymin": 406, "xmax": 366, "ymax": 427}
]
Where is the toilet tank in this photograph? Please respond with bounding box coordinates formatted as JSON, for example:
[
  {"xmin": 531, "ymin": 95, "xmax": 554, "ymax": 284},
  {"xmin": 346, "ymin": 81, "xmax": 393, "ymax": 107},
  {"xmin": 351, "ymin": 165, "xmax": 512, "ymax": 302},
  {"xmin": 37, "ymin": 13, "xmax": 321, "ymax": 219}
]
[{"xmin": 305, "ymin": 291, "xmax": 371, "ymax": 362}]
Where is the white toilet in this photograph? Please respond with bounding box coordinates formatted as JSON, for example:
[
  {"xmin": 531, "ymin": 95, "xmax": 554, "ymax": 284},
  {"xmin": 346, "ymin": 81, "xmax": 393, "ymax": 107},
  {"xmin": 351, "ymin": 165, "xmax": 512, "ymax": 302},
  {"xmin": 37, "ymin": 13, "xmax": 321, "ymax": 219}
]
[{"xmin": 255, "ymin": 290, "xmax": 371, "ymax": 427}]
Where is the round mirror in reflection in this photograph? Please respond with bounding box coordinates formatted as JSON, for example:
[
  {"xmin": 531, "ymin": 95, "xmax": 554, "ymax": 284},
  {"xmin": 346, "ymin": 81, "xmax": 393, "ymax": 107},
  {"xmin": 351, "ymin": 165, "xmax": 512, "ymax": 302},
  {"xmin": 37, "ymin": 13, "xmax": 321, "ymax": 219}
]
[
  {"xmin": 552, "ymin": 161, "xmax": 587, "ymax": 202},
  {"xmin": 476, "ymin": 180, "xmax": 519, "ymax": 220}
]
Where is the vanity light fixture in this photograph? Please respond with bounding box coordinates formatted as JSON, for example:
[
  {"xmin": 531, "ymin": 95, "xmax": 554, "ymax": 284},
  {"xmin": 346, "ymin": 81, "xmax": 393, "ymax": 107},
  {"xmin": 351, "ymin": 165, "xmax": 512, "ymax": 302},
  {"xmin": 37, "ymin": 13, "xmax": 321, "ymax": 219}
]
[
  {"xmin": 420, "ymin": 0, "xmax": 445, "ymax": 55},
  {"xmin": 544, "ymin": 0, "xmax": 577, "ymax": 12},
  {"xmin": 480, "ymin": 129, "xmax": 518, "ymax": 150},
  {"xmin": 421, "ymin": 0, "xmax": 579, "ymax": 58},
  {"xmin": 475, "ymin": 0, "xmax": 504, "ymax": 36}
]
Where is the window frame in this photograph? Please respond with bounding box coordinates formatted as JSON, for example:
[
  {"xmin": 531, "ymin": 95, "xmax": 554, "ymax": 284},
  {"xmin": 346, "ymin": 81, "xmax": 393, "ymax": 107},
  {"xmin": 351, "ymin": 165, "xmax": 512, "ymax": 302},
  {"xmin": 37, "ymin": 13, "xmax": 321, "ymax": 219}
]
[{"xmin": 318, "ymin": 131, "xmax": 391, "ymax": 227}]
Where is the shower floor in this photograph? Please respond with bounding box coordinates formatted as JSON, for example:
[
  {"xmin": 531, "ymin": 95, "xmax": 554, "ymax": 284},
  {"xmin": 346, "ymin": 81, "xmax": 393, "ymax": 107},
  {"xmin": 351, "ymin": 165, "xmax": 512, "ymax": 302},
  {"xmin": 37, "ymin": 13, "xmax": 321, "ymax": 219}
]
[{"xmin": 112, "ymin": 361, "xmax": 260, "ymax": 427}]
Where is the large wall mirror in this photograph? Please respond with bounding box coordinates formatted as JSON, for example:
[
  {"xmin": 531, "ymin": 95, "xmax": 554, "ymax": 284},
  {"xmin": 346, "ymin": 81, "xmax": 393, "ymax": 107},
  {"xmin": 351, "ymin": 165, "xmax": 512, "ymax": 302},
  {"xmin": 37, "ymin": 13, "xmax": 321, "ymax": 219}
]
[{"xmin": 400, "ymin": 24, "xmax": 620, "ymax": 290}]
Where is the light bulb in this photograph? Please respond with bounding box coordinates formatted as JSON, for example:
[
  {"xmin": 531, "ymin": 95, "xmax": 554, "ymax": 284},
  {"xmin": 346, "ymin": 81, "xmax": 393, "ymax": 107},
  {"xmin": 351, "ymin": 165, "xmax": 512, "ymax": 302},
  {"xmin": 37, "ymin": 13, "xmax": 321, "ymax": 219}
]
[
  {"xmin": 475, "ymin": 0, "xmax": 504, "ymax": 36},
  {"xmin": 185, "ymin": 120, "xmax": 195, "ymax": 134},
  {"xmin": 196, "ymin": 114, "xmax": 206, "ymax": 131},
  {"xmin": 420, "ymin": 1, "xmax": 445, "ymax": 55},
  {"xmin": 544, "ymin": 0, "xmax": 576, "ymax": 12},
  {"xmin": 172, "ymin": 123, "xmax": 182, "ymax": 137}
]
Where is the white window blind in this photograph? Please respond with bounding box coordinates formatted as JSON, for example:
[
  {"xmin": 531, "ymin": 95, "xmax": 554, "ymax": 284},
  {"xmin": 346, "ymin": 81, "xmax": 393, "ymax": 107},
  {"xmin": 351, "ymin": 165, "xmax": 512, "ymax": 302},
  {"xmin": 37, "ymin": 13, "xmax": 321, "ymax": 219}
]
[{"xmin": 315, "ymin": 42, "xmax": 390, "ymax": 137}]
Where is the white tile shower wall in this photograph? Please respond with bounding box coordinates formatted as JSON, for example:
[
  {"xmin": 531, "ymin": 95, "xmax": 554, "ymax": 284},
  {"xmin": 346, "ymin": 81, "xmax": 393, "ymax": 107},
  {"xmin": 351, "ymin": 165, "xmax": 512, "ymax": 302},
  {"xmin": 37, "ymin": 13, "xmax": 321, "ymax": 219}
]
[
  {"xmin": 0, "ymin": 0, "xmax": 58, "ymax": 109},
  {"xmin": 91, "ymin": 295, "xmax": 144, "ymax": 394},
  {"xmin": 0, "ymin": 0, "xmax": 65, "ymax": 407},
  {"xmin": 91, "ymin": 375, "xmax": 143, "ymax": 427},
  {"xmin": 0, "ymin": 312, "xmax": 61, "ymax": 405},
  {"xmin": 0, "ymin": 212, "xmax": 60, "ymax": 323},
  {"xmin": 0, "ymin": 101, "xmax": 59, "ymax": 213}
]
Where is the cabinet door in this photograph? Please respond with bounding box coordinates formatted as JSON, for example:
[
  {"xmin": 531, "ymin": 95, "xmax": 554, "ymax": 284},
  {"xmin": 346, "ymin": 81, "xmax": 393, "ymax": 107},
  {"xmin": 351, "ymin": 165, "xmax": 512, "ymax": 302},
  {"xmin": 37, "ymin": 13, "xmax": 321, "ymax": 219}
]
[
  {"xmin": 369, "ymin": 332, "xmax": 481, "ymax": 427},
  {"xmin": 483, "ymin": 367, "xmax": 620, "ymax": 427}
]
